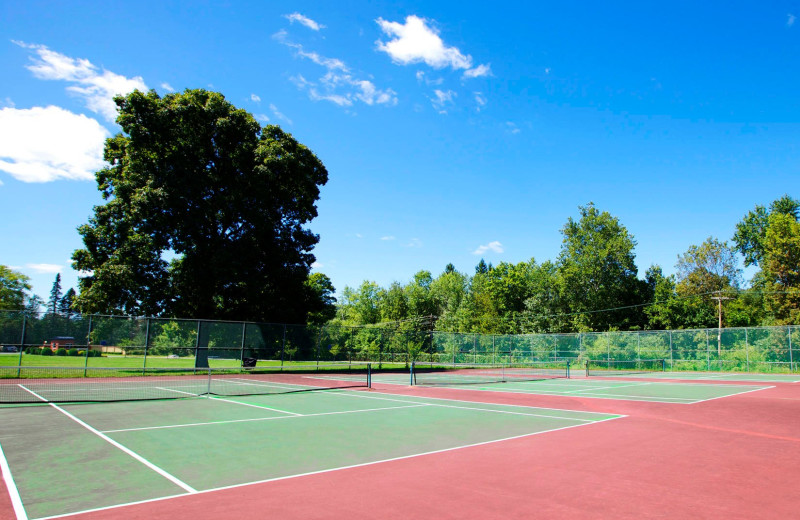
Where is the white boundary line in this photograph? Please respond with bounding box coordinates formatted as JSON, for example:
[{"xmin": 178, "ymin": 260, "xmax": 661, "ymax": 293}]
[
  {"xmin": 33, "ymin": 414, "xmax": 625, "ymax": 520},
  {"xmin": 101, "ymin": 404, "xmax": 431, "ymax": 434},
  {"xmin": 17, "ymin": 385, "xmax": 197, "ymax": 494},
  {"xmin": 0, "ymin": 440, "xmax": 27, "ymax": 520},
  {"xmin": 157, "ymin": 387, "xmax": 302, "ymax": 416},
  {"xmin": 686, "ymin": 385, "xmax": 775, "ymax": 404}
]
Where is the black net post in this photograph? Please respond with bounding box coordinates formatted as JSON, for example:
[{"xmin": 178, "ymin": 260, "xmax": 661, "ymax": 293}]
[{"xmin": 194, "ymin": 321, "xmax": 210, "ymax": 369}]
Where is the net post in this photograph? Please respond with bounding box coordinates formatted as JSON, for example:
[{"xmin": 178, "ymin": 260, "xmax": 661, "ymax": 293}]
[
  {"xmin": 367, "ymin": 363, "xmax": 372, "ymax": 388},
  {"xmin": 566, "ymin": 359, "xmax": 570, "ymax": 379},
  {"xmin": 206, "ymin": 367, "xmax": 212, "ymax": 397},
  {"xmin": 585, "ymin": 360, "xmax": 589, "ymax": 377},
  {"xmin": 280, "ymin": 324, "xmax": 286, "ymax": 369},
  {"xmin": 410, "ymin": 361, "xmax": 415, "ymax": 386}
]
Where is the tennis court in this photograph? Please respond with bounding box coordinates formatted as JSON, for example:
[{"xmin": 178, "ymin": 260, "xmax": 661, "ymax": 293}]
[
  {"xmin": 363, "ymin": 368, "xmax": 773, "ymax": 404},
  {"xmin": 0, "ymin": 383, "xmax": 620, "ymax": 520}
]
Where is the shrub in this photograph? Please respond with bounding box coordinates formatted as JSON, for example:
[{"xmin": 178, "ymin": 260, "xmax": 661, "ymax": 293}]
[
  {"xmin": 68, "ymin": 349, "xmax": 79, "ymax": 356},
  {"xmin": 40, "ymin": 348, "xmax": 54, "ymax": 356},
  {"xmin": 26, "ymin": 347, "xmax": 41, "ymax": 355},
  {"xmin": 56, "ymin": 348, "xmax": 67, "ymax": 356}
]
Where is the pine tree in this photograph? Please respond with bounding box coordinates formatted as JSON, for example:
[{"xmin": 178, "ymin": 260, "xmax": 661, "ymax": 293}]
[
  {"xmin": 59, "ymin": 288, "xmax": 76, "ymax": 318},
  {"xmin": 48, "ymin": 273, "xmax": 62, "ymax": 316}
]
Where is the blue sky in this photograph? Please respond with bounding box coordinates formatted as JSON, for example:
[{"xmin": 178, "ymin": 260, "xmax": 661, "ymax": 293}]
[{"xmin": 1, "ymin": 1, "xmax": 798, "ymax": 305}]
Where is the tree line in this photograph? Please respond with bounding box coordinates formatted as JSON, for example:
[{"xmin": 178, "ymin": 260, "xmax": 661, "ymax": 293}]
[{"xmin": 333, "ymin": 196, "xmax": 799, "ymax": 334}]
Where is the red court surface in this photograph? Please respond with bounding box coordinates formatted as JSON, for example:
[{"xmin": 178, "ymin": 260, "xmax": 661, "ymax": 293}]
[{"xmin": 2, "ymin": 379, "xmax": 798, "ymax": 520}]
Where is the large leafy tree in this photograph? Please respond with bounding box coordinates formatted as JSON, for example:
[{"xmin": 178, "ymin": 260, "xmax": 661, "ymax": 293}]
[
  {"xmin": 733, "ymin": 194, "xmax": 799, "ymax": 267},
  {"xmin": 72, "ymin": 89, "xmax": 328, "ymax": 322},
  {"xmin": 557, "ymin": 203, "xmax": 644, "ymax": 331},
  {"xmin": 0, "ymin": 265, "xmax": 33, "ymax": 310},
  {"xmin": 761, "ymin": 213, "xmax": 800, "ymax": 323}
]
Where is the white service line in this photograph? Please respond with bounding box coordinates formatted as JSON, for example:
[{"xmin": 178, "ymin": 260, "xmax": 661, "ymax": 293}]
[
  {"xmin": 320, "ymin": 387, "xmax": 604, "ymax": 422},
  {"xmin": 559, "ymin": 382, "xmax": 654, "ymax": 394},
  {"xmin": 101, "ymin": 404, "xmax": 431, "ymax": 433},
  {"xmin": 686, "ymin": 385, "xmax": 775, "ymax": 404},
  {"xmin": 35, "ymin": 414, "xmax": 624, "ymax": 520},
  {"xmin": 156, "ymin": 387, "xmax": 303, "ymax": 416},
  {"xmin": 0, "ymin": 440, "xmax": 27, "ymax": 520},
  {"xmin": 17, "ymin": 385, "xmax": 197, "ymax": 494}
]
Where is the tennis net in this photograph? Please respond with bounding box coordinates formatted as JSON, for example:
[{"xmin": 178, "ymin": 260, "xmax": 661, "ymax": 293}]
[
  {"xmin": 585, "ymin": 359, "xmax": 665, "ymax": 377},
  {"xmin": 410, "ymin": 361, "xmax": 570, "ymax": 386},
  {"xmin": 0, "ymin": 363, "xmax": 371, "ymax": 404}
]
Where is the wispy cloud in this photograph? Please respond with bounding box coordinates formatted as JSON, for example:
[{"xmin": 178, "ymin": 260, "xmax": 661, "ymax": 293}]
[
  {"xmin": 269, "ymin": 104, "xmax": 292, "ymax": 125},
  {"xmin": 284, "ymin": 13, "xmax": 325, "ymax": 31},
  {"xmin": 311, "ymin": 261, "xmax": 323, "ymax": 269},
  {"xmin": 789, "ymin": 13, "xmax": 796, "ymax": 27},
  {"xmin": 25, "ymin": 263, "xmax": 64, "ymax": 274},
  {"xmin": 406, "ymin": 238, "xmax": 423, "ymax": 248},
  {"xmin": 0, "ymin": 106, "xmax": 108, "ymax": 182},
  {"xmin": 431, "ymin": 89, "xmax": 456, "ymax": 113},
  {"xmin": 160, "ymin": 82, "xmax": 174, "ymax": 92},
  {"xmin": 474, "ymin": 92, "xmax": 487, "ymax": 111},
  {"xmin": 375, "ymin": 15, "xmax": 489, "ymax": 79},
  {"xmin": 250, "ymin": 93, "xmax": 261, "ymax": 103},
  {"xmin": 381, "ymin": 235, "xmax": 396, "ymax": 241},
  {"xmin": 505, "ymin": 122, "xmax": 521, "ymax": 134},
  {"xmin": 462, "ymin": 63, "xmax": 492, "ymax": 79},
  {"xmin": 15, "ymin": 41, "xmax": 147, "ymax": 122},
  {"xmin": 276, "ymin": 34, "xmax": 397, "ymax": 108},
  {"xmin": 472, "ymin": 241, "xmax": 504, "ymax": 255},
  {"xmin": 254, "ymin": 113, "xmax": 270, "ymax": 122}
]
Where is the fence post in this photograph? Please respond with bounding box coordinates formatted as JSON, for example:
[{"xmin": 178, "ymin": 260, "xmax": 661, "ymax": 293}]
[
  {"xmin": 239, "ymin": 322, "xmax": 247, "ymax": 365},
  {"xmin": 492, "ymin": 335, "xmax": 496, "ymax": 365},
  {"xmin": 17, "ymin": 314, "xmax": 27, "ymax": 377},
  {"xmin": 316, "ymin": 326, "xmax": 322, "ymax": 368},
  {"xmin": 143, "ymin": 318, "xmax": 150, "ymax": 373},
  {"xmin": 84, "ymin": 315, "xmax": 93, "ymax": 377},
  {"xmin": 706, "ymin": 329, "xmax": 710, "ymax": 371},
  {"xmin": 745, "ymin": 328, "xmax": 749, "ymax": 372},
  {"xmin": 606, "ymin": 331, "xmax": 610, "ymax": 362},
  {"xmin": 789, "ymin": 326, "xmax": 794, "ymax": 372},
  {"xmin": 669, "ymin": 331, "xmax": 673, "ymax": 371},
  {"xmin": 637, "ymin": 331, "xmax": 640, "ymax": 361},
  {"xmin": 280, "ymin": 324, "xmax": 286, "ymax": 369}
]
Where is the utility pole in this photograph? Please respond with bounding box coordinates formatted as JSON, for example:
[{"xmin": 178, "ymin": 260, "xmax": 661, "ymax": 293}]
[{"xmin": 710, "ymin": 293, "xmax": 731, "ymax": 356}]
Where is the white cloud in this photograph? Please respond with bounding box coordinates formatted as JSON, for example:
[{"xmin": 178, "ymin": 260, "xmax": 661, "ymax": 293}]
[
  {"xmin": 463, "ymin": 63, "xmax": 492, "ymax": 79},
  {"xmin": 505, "ymin": 121, "xmax": 521, "ymax": 134},
  {"xmin": 250, "ymin": 93, "xmax": 261, "ymax": 103},
  {"xmin": 15, "ymin": 41, "xmax": 147, "ymax": 123},
  {"xmin": 269, "ymin": 104, "xmax": 293, "ymax": 125},
  {"xmin": 406, "ymin": 238, "xmax": 423, "ymax": 248},
  {"xmin": 1, "ymin": 98, "xmax": 15, "ymax": 108},
  {"xmin": 284, "ymin": 13, "xmax": 325, "ymax": 31},
  {"xmin": 472, "ymin": 241, "xmax": 504, "ymax": 255},
  {"xmin": 381, "ymin": 235, "xmax": 396, "ymax": 241},
  {"xmin": 545, "ymin": 67, "xmax": 551, "ymax": 75},
  {"xmin": 355, "ymin": 233, "xmax": 363, "ymax": 238},
  {"xmin": 311, "ymin": 261, "xmax": 323, "ymax": 269},
  {"xmin": 789, "ymin": 13, "xmax": 796, "ymax": 27},
  {"xmin": 255, "ymin": 113, "xmax": 270, "ymax": 122},
  {"xmin": 376, "ymin": 16, "xmax": 474, "ymax": 71},
  {"xmin": 160, "ymin": 82, "xmax": 174, "ymax": 92},
  {"xmin": 25, "ymin": 263, "xmax": 64, "ymax": 274},
  {"xmin": 0, "ymin": 106, "xmax": 108, "ymax": 182},
  {"xmin": 431, "ymin": 89, "xmax": 456, "ymax": 113}
]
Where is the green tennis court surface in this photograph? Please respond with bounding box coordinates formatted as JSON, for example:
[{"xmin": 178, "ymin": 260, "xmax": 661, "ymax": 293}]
[
  {"xmin": 0, "ymin": 389, "xmax": 620, "ymax": 520},
  {"xmin": 364, "ymin": 373, "xmax": 772, "ymax": 403},
  {"xmin": 600, "ymin": 371, "xmax": 800, "ymax": 383}
]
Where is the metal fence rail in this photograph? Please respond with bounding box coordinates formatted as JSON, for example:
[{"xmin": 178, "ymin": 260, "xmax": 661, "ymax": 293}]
[{"xmin": 0, "ymin": 310, "xmax": 797, "ymax": 373}]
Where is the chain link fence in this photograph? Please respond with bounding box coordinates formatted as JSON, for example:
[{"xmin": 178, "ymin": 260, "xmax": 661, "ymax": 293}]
[{"xmin": 0, "ymin": 310, "xmax": 797, "ymax": 373}]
